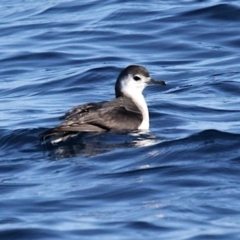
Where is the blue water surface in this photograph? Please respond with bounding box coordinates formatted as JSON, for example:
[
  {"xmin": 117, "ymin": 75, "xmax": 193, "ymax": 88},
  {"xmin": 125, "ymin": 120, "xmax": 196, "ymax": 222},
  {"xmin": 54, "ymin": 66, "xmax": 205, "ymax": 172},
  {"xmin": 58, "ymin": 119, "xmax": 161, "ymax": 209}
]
[{"xmin": 1, "ymin": 0, "xmax": 240, "ymax": 239}]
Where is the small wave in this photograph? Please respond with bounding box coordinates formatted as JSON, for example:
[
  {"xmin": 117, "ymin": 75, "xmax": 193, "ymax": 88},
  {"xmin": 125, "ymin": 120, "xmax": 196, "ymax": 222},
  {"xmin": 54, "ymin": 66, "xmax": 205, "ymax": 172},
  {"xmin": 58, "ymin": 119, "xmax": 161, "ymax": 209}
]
[
  {"xmin": 0, "ymin": 128, "xmax": 43, "ymax": 154},
  {"xmin": 181, "ymin": 3, "xmax": 240, "ymax": 22}
]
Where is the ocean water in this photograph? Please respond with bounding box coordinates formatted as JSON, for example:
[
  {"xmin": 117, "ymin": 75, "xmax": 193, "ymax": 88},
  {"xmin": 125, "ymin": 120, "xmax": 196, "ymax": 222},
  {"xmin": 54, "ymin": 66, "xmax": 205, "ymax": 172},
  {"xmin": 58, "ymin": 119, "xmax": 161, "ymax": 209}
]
[{"xmin": 1, "ymin": 0, "xmax": 240, "ymax": 239}]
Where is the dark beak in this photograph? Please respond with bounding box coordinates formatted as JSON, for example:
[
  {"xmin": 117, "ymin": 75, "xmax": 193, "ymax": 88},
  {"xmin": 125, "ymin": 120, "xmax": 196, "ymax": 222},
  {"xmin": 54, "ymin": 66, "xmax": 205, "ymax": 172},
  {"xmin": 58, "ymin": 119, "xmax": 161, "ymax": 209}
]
[{"xmin": 149, "ymin": 78, "xmax": 167, "ymax": 86}]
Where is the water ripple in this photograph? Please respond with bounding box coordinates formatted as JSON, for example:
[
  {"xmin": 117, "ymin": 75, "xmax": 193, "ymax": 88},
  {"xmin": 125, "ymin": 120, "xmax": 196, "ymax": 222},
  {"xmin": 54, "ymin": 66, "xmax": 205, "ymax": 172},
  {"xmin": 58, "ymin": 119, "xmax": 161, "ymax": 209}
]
[{"xmin": 1, "ymin": 0, "xmax": 240, "ymax": 239}]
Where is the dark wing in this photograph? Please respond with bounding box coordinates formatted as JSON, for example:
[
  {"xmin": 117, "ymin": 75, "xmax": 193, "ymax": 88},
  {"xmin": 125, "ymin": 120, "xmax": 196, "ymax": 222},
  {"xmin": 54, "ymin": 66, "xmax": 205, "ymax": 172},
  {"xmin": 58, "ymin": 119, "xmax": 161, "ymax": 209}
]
[
  {"xmin": 41, "ymin": 97, "xmax": 142, "ymax": 141},
  {"xmin": 80, "ymin": 104, "xmax": 143, "ymax": 130},
  {"xmin": 59, "ymin": 102, "xmax": 106, "ymax": 121}
]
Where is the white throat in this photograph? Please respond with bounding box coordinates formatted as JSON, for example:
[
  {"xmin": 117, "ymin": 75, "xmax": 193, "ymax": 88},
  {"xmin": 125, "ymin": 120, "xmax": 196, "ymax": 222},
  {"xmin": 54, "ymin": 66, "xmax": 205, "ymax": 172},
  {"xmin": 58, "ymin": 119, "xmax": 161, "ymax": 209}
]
[
  {"xmin": 122, "ymin": 88, "xmax": 149, "ymax": 130},
  {"xmin": 134, "ymin": 93, "xmax": 149, "ymax": 130}
]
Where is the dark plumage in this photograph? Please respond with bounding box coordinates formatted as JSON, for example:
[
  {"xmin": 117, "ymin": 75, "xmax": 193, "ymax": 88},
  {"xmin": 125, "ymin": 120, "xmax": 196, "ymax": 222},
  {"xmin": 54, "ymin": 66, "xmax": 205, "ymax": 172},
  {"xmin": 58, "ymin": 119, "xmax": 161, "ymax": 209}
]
[{"xmin": 42, "ymin": 96, "xmax": 142, "ymax": 138}]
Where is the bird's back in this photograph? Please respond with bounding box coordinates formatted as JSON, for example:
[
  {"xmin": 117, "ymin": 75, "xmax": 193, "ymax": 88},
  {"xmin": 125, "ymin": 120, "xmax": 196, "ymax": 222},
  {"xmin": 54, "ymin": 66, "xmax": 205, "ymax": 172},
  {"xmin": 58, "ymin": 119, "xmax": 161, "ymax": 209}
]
[{"xmin": 41, "ymin": 96, "xmax": 143, "ymax": 143}]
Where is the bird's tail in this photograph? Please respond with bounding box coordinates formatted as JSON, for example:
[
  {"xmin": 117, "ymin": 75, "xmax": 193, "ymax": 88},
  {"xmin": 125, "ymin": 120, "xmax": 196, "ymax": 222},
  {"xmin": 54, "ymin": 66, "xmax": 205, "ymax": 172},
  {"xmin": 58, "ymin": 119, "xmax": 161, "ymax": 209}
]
[{"xmin": 40, "ymin": 128, "xmax": 78, "ymax": 145}]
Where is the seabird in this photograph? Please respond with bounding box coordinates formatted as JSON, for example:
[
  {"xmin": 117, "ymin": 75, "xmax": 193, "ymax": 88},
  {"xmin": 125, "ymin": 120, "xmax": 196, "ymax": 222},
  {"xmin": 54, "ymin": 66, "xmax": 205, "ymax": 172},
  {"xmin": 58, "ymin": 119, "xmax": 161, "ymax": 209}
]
[{"xmin": 41, "ymin": 65, "xmax": 166, "ymax": 143}]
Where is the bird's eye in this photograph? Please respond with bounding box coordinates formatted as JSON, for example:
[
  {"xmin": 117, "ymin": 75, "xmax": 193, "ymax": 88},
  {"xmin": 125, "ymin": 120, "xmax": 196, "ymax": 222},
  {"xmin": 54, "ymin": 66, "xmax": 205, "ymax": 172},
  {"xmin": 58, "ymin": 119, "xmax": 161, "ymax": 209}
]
[{"xmin": 133, "ymin": 76, "xmax": 141, "ymax": 81}]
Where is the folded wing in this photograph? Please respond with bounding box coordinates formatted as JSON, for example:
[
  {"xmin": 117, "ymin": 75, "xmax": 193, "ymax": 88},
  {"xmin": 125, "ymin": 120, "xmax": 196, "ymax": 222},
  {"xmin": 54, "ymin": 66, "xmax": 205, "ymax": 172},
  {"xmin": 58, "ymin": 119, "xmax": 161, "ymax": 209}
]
[{"xmin": 41, "ymin": 97, "xmax": 142, "ymax": 141}]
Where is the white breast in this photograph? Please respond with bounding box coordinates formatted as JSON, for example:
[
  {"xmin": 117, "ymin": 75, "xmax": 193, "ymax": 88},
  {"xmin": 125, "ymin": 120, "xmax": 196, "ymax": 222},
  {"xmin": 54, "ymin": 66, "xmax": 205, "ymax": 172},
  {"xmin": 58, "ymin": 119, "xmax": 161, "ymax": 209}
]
[{"xmin": 130, "ymin": 92, "xmax": 149, "ymax": 130}]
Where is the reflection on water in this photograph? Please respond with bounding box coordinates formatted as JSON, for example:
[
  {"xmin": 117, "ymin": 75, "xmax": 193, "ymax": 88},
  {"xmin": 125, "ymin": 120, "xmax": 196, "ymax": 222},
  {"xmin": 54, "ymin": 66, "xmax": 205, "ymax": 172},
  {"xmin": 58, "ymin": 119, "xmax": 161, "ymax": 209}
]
[{"xmin": 42, "ymin": 131, "xmax": 162, "ymax": 159}]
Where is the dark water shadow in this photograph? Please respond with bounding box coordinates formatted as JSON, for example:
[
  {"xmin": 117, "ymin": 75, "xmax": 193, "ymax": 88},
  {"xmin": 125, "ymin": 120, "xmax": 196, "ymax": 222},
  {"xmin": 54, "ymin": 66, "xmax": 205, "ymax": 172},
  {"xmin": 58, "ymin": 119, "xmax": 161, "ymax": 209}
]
[{"xmin": 40, "ymin": 130, "xmax": 162, "ymax": 160}]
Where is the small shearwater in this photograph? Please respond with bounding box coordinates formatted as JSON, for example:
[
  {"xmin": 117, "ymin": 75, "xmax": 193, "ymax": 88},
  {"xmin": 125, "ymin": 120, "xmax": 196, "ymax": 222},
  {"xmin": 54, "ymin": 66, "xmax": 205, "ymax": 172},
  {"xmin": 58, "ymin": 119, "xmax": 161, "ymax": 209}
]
[{"xmin": 41, "ymin": 65, "xmax": 166, "ymax": 143}]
